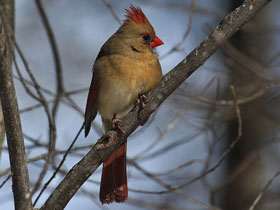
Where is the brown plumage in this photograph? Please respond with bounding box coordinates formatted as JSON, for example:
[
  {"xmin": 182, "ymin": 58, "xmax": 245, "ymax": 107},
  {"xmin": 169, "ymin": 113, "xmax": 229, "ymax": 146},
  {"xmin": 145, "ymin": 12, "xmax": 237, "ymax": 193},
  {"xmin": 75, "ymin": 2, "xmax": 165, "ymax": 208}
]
[{"xmin": 84, "ymin": 5, "xmax": 163, "ymax": 204}]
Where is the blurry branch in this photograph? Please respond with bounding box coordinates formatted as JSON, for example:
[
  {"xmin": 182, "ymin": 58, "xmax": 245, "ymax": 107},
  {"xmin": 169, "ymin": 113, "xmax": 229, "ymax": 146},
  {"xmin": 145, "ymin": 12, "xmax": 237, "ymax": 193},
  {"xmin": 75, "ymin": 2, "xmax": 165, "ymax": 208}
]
[
  {"xmin": 40, "ymin": 1, "xmax": 272, "ymax": 209},
  {"xmin": 142, "ymin": 0, "xmax": 225, "ymax": 19},
  {"xmin": 13, "ymin": 74, "xmax": 103, "ymax": 134},
  {"xmin": 130, "ymin": 161, "xmax": 222, "ymax": 210},
  {"xmin": 230, "ymin": 85, "xmax": 242, "ymax": 138},
  {"xmin": 0, "ymin": 172, "xmax": 13, "ymax": 189},
  {"xmin": 102, "ymin": 0, "xmax": 122, "ymax": 24},
  {"xmin": 13, "ymin": 42, "xmax": 58, "ymax": 196},
  {"xmin": 248, "ymin": 171, "xmax": 280, "ymax": 210},
  {"xmin": 149, "ymin": 84, "xmax": 243, "ymax": 195},
  {"xmin": 264, "ymin": 51, "xmax": 280, "ymax": 67},
  {"xmin": 80, "ymin": 189, "xmax": 108, "ymax": 210},
  {"xmin": 13, "ymin": 54, "xmax": 43, "ymax": 101},
  {"xmin": 0, "ymin": 143, "xmax": 93, "ymax": 178},
  {"xmin": 126, "ymin": 197, "xmax": 185, "ymax": 210},
  {"xmin": 0, "ymin": 154, "xmax": 48, "ymax": 179},
  {"xmin": 14, "ymin": 75, "xmax": 84, "ymax": 114},
  {"xmin": 138, "ymin": 129, "xmax": 203, "ymax": 162},
  {"xmin": 132, "ymin": 76, "xmax": 217, "ymax": 161},
  {"xmin": 191, "ymin": 69, "xmax": 276, "ymax": 106},
  {"xmin": 33, "ymin": 124, "xmax": 84, "ymax": 206},
  {"xmin": 13, "ymin": 74, "xmax": 86, "ymax": 114},
  {"xmin": 0, "ymin": 3, "xmax": 33, "ymax": 210},
  {"xmin": 222, "ymin": 41, "xmax": 275, "ymax": 82},
  {"xmin": 210, "ymin": 152, "xmax": 259, "ymax": 204},
  {"xmin": 35, "ymin": 0, "xmax": 64, "ymax": 118},
  {"xmin": 127, "ymin": 84, "xmax": 243, "ymax": 196},
  {"xmin": 160, "ymin": 0, "xmax": 197, "ymax": 59},
  {"xmin": 151, "ymin": 159, "xmax": 204, "ymax": 176},
  {"xmin": 210, "ymin": 84, "xmax": 275, "ymax": 106},
  {"xmin": 33, "ymin": 0, "xmax": 63, "ymax": 196}
]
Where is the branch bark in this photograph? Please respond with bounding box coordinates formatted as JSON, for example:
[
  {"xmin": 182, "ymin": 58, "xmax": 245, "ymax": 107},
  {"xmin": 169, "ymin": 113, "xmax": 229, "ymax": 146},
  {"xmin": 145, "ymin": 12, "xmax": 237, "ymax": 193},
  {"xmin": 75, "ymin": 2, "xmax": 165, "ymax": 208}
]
[
  {"xmin": 40, "ymin": 0, "xmax": 272, "ymax": 209},
  {"xmin": 0, "ymin": 1, "xmax": 33, "ymax": 210},
  {"xmin": 0, "ymin": 101, "xmax": 5, "ymax": 159}
]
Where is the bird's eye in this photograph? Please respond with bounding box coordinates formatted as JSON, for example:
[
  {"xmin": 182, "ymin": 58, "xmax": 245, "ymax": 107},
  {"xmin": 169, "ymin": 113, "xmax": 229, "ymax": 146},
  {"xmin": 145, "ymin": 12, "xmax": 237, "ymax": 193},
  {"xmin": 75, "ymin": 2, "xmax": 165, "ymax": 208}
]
[{"xmin": 142, "ymin": 34, "xmax": 151, "ymax": 42}]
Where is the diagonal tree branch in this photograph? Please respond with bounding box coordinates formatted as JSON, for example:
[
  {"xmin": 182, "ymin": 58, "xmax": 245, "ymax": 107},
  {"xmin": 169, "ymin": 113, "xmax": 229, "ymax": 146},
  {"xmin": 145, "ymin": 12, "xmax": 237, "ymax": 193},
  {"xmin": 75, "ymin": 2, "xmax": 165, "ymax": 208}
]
[
  {"xmin": 40, "ymin": 0, "xmax": 272, "ymax": 209},
  {"xmin": 0, "ymin": 1, "xmax": 33, "ymax": 210}
]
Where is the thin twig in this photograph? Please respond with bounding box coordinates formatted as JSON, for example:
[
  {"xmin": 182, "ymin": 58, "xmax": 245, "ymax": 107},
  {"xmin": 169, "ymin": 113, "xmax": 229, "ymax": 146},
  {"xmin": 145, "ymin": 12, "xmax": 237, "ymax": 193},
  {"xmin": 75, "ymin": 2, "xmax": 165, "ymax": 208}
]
[
  {"xmin": 35, "ymin": 0, "xmax": 64, "ymax": 118},
  {"xmin": 14, "ymin": 41, "xmax": 57, "ymax": 196},
  {"xmin": 131, "ymin": 161, "xmax": 222, "ymax": 210},
  {"xmin": 248, "ymin": 171, "xmax": 280, "ymax": 210},
  {"xmin": 33, "ymin": 123, "xmax": 84, "ymax": 206},
  {"xmin": 102, "ymin": 0, "xmax": 122, "ymax": 24},
  {"xmin": 127, "ymin": 84, "xmax": 243, "ymax": 195},
  {"xmin": 230, "ymin": 85, "xmax": 242, "ymax": 138},
  {"xmin": 160, "ymin": 0, "xmax": 197, "ymax": 59},
  {"xmin": 13, "ymin": 74, "xmax": 103, "ymax": 135},
  {"xmin": 0, "ymin": 173, "xmax": 13, "ymax": 189},
  {"xmin": 195, "ymin": 84, "xmax": 276, "ymax": 106},
  {"xmin": 132, "ymin": 76, "xmax": 217, "ymax": 160}
]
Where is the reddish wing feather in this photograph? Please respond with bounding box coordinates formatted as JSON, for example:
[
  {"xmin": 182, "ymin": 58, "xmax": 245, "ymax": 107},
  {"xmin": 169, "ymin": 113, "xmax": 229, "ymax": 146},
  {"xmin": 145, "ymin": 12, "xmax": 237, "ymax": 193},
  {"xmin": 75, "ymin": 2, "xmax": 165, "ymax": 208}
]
[{"xmin": 84, "ymin": 76, "xmax": 100, "ymax": 137}]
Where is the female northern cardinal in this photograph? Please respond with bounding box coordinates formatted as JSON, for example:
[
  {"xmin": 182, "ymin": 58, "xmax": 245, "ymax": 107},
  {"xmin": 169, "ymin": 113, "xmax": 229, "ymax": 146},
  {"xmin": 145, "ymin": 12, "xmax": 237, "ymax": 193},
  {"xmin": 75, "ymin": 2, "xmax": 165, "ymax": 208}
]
[{"xmin": 84, "ymin": 5, "xmax": 163, "ymax": 204}]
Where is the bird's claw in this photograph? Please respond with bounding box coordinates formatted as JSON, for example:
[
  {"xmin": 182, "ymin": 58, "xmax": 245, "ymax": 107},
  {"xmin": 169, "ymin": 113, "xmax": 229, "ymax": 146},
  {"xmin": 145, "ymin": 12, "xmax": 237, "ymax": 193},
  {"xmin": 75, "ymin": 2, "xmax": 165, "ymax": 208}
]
[
  {"xmin": 112, "ymin": 115, "xmax": 125, "ymax": 134},
  {"xmin": 135, "ymin": 94, "xmax": 147, "ymax": 108}
]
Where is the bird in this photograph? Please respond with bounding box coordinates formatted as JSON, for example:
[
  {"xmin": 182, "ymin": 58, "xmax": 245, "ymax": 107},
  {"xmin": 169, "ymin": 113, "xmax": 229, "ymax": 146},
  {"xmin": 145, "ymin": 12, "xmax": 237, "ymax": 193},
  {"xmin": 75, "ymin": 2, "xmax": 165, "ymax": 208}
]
[{"xmin": 84, "ymin": 5, "xmax": 163, "ymax": 204}]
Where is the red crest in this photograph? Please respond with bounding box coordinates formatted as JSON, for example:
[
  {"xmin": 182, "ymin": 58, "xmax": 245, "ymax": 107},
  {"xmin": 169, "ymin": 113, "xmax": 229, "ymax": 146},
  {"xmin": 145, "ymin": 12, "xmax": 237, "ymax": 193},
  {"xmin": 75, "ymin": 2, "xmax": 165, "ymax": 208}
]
[{"xmin": 124, "ymin": 5, "xmax": 149, "ymax": 24}]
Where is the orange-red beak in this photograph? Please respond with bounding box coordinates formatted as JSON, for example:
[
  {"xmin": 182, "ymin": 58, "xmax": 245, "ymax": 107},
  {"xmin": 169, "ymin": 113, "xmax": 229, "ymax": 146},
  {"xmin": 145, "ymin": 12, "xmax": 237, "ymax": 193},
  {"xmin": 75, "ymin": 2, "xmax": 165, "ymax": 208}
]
[{"xmin": 150, "ymin": 36, "xmax": 164, "ymax": 48}]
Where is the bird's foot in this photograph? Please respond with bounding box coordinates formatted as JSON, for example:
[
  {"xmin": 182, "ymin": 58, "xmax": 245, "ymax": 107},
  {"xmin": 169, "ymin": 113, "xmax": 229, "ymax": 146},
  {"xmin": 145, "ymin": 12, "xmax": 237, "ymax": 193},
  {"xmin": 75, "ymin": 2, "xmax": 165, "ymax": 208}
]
[
  {"xmin": 112, "ymin": 114, "xmax": 125, "ymax": 134},
  {"xmin": 135, "ymin": 94, "xmax": 147, "ymax": 109}
]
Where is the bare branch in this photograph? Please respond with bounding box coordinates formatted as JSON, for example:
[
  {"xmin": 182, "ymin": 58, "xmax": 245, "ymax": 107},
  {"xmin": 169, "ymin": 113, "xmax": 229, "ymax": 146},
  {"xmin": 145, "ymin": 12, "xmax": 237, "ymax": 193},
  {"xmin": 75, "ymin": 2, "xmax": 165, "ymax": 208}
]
[
  {"xmin": 0, "ymin": 5, "xmax": 33, "ymax": 210},
  {"xmin": 160, "ymin": 0, "xmax": 197, "ymax": 59},
  {"xmin": 0, "ymin": 172, "xmax": 13, "ymax": 189},
  {"xmin": 230, "ymin": 85, "xmax": 242, "ymax": 138},
  {"xmin": 35, "ymin": 0, "xmax": 64, "ymax": 118},
  {"xmin": 33, "ymin": 124, "xmax": 84, "ymax": 206},
  {"xmin": 14, "ymin": 41, "xmax": 57, "ymax": 197},
  {"xmin": 131, "ymin": 161, "xmax": 222, "ymax": 210},
  {"xmin": 102, "ymin": 0, "xmax": 122, "ymax": 24},
  {"xmin": 248, "ymin": 171, "xmax": 280, "ymax": 210}
]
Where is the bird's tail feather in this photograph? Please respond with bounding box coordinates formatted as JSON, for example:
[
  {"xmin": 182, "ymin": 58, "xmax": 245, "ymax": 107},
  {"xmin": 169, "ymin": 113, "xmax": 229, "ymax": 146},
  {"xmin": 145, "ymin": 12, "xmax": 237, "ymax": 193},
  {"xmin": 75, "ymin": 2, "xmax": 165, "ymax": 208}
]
[{"xmin": 99, "ymin": 142, "xmax": 128, "ymax": 204}]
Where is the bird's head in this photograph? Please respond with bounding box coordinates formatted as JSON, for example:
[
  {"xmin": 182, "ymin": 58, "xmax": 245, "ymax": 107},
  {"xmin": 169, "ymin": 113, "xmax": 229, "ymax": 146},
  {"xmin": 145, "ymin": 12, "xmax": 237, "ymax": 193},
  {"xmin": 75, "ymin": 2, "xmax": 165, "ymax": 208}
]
[{"xmin": 117, "ymin": 5, "xmax": 163, "ymax": 53}]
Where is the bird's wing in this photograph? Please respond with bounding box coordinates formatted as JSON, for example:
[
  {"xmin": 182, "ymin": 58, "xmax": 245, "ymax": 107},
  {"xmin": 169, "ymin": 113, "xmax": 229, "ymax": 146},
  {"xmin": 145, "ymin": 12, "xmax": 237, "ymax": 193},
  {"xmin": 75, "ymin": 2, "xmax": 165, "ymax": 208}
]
[{"xmin": 84, "ymin": 69, "xmax": 100, "ymax": 137}]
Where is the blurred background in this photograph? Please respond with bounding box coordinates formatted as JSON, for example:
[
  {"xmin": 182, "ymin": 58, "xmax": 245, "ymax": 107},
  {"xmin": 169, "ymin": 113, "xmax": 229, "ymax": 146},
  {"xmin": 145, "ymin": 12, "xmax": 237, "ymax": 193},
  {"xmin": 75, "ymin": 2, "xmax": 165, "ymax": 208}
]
[{"xmin": 1, "ymin": 0, "xmax": 280, "ymax": 209}]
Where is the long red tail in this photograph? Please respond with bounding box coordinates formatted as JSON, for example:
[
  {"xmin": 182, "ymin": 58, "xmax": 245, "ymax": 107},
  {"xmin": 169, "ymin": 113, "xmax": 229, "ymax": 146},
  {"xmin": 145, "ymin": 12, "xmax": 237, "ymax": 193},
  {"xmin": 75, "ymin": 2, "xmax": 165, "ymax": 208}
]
[{"xmin": 99, "ymin": 142, "xmax": 128, "ymax": 204}]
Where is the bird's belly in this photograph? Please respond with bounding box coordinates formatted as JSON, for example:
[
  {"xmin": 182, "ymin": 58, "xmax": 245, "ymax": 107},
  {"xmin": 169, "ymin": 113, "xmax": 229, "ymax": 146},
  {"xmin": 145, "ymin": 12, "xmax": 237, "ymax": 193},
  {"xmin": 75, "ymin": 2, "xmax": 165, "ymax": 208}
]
[
  {"xmin": 97, "ymin": 80, "xmax": 136, "ymax": 121},
  {"xmin": 96, "ymin": 54, "xmax": 162, "ymax": 122}
]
